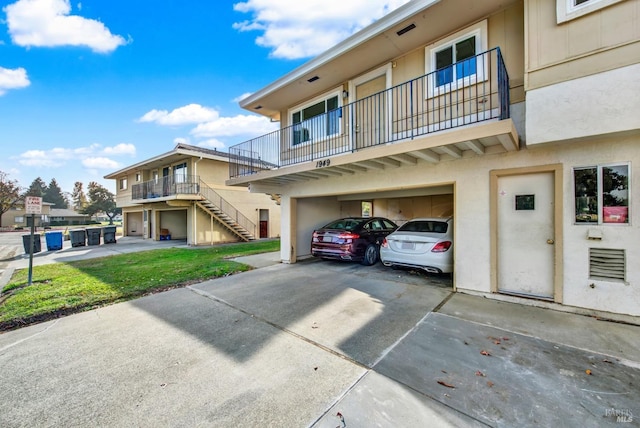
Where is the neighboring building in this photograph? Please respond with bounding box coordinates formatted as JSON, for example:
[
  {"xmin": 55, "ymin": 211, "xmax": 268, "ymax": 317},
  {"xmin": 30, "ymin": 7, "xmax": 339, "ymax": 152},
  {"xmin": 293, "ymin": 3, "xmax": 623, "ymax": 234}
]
[
  {"xmin": 104, "ymin": 143, "xmax": 281, "ymax": 245},
  {"xmin": 227, "ymin": 0, "xmax": 640, "ymax": 319},
  {"xmin": 1, "ymin": 201, "xmax": 53, "ymax": 229},
  {"xmin": 49, "ymin": 208, "xmax": 91, "ymax": 225}
]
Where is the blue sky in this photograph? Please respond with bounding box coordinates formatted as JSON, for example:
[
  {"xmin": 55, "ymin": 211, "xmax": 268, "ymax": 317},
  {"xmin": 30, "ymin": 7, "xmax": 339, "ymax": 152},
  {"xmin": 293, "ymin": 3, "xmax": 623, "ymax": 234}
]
[{"xmin": 0, "ymin": 0, "xmax": 409, "ymax": 196}]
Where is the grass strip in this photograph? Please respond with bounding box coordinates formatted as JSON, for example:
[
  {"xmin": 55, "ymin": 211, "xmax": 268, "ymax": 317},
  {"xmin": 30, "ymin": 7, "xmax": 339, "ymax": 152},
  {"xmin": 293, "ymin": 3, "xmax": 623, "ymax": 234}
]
[{"xmin": 0, "ymin": 240, "xmax": 279, "ymax": 331}]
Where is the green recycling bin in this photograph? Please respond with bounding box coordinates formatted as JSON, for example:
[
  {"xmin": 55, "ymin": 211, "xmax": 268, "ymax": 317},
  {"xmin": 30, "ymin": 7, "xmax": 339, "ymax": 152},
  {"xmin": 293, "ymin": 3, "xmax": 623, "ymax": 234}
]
[
  {"xmin": 86, "ymin": 228, "xmax": 102, "ymax": 246},
  {"xmin": 70, "ymin": 229, "xmax": 86, "ymax": 247},
  {"xmin": 103, "ymin": 226, "xmax": 117, "ymax": 244},
  {"xmin": 22, "ymin": 234, "xmax": 42, "ymax": 254}
]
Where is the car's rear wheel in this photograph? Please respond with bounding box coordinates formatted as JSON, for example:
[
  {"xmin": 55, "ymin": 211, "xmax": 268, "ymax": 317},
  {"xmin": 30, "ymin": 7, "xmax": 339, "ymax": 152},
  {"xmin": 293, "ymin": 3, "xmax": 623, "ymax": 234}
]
[{"xmin": 361, "ymin": 244, "xmax": 378, "ymax": 266}]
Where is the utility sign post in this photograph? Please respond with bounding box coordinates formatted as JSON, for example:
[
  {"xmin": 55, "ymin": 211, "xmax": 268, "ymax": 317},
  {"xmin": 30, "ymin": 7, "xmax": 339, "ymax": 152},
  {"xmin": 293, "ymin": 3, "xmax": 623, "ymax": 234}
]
[{"xmin": 25, "ymin": 196, "xmax": 42, "ymax": 285}]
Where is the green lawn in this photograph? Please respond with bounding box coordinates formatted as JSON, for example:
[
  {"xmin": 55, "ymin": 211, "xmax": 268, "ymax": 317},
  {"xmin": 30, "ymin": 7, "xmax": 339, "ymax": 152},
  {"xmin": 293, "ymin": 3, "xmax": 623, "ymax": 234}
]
[{"xmin": 0, "ymin": 240, "xmax": 280, "ymax": 331}]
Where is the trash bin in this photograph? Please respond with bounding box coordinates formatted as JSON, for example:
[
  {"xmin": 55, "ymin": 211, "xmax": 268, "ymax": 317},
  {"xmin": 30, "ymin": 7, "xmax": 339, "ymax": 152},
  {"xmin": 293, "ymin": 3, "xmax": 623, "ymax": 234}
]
[
  {"xmin": 45, "ymin": 231, "xmax": 63, "ymax": 251},
  {"xmin": 86, "ymin": 228, "xmax": 102, "ymax": 246},
  {"xmin": 70, "ymin": 229, "xmax": 87, "ymax": 247},
  {"xmin": 22, "ymin": 234, "xmax": 42, "ymax": 254},
  {"xmin": 103, "ymin": 226, "xmax": 117, "ymax": 244}
]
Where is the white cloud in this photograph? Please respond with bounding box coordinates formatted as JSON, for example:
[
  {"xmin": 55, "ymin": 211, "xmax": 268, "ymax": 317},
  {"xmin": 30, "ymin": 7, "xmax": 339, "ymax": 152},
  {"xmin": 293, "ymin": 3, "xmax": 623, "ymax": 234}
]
[
  {"xmin": 0, "ymin": 66, "xmax": 30, "ymax": 95},
  {"xmin": 82, "ymin": 157, "xmax": 119, "ymax": 169},
  {"xmin": 4, "ymin": 0, "xmax": 127, "ymax": 53},
  {"xmin": 16, "ymin": 143, "xmax": 133, "ymax": 170},
  {"xmin": 190, "ymin": 114, "xmax": 278, "ymax": 138},
  {"xmin": 103, "ymin": 143, "xmax": 136, "ymax": 156},
  {"xmin": 138, "ymin": 104, "xmax": 219, "ymax": 126},
  {"xmin": 173, "ymin": 137, "xmax": 190, "ymax": 145},
  {"xmin": 233, "ymin": 0, "xmax": 411, "ymax": 59}
]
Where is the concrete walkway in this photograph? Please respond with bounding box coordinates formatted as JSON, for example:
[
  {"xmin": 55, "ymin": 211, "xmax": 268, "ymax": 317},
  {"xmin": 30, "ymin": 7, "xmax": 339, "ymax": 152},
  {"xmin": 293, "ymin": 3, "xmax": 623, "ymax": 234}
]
[{"xmin": 1, "ymin": 254, "xmax": 639, "ymax": 427}]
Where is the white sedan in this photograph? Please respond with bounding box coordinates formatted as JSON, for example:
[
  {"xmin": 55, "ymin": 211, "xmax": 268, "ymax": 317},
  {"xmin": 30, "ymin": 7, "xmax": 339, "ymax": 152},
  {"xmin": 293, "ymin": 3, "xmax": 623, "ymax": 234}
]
[{"xmin": 380, "ymin": 217, "xmax": 453, "ymax": 274}]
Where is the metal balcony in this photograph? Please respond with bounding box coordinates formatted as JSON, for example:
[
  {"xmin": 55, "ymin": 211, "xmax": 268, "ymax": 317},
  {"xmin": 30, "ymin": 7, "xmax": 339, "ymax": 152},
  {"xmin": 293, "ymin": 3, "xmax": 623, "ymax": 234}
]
[{"xmin": 229, "ymin": 47, "xmax": 510, "ymax": 178}]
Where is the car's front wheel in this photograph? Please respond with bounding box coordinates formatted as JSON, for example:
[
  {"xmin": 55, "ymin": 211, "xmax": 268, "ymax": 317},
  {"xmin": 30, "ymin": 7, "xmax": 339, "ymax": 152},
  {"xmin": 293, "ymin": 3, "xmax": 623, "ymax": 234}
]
[{"xmin": 361, "ymin": 244, "xmax": 379, "ymax": 266}]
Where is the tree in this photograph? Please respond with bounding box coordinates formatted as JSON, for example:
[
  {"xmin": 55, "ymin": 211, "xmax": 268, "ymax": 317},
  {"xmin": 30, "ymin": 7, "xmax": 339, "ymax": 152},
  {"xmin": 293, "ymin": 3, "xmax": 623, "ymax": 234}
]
[
  {"xmin": 71, "ymin": 181, "xmax": 88, "ymax": 212},
  {"xmin": 24, "ymin": 177, "xmax": 47, "ymax": 198},
  {"xmin": 0, "ymin": 171, "xmax": 22, "ymax": 228},
  {"xmin": 83, "ymin": 182, "xmax": 121, "ymax": 224},
  {"xmin": 44, "ymin": 178, "xmax": 68, "ymax": 208}
]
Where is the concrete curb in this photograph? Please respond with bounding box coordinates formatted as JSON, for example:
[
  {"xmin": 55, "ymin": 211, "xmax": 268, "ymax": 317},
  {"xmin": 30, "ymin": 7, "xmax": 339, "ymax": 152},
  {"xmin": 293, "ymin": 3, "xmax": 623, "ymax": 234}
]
[{"xmin": 0, "ymin": 266, "xmax": 15, "ymax": 289}]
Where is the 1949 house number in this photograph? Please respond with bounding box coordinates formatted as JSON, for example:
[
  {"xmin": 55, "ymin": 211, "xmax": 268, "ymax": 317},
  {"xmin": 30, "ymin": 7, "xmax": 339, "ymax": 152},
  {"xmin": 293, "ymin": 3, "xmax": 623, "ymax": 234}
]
[{"xmin": 316, "ymin": 159, "xmax": 331, "ymax": 168}]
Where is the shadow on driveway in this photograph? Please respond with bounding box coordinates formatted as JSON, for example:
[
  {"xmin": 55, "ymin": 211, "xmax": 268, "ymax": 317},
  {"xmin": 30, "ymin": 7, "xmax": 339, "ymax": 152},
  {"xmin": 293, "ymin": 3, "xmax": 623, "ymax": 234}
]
[{"xmin": 132, "ymin": 258, "xmax": 453, "ymax": 367}]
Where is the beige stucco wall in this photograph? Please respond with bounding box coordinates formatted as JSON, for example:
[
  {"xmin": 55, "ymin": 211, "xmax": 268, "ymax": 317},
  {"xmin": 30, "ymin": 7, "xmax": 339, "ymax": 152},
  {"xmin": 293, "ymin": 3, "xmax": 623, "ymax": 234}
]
[
  {"xmin": 525, "ymin": 0, "xmax": 640, "ymax": 90},
  {"xmin": 1, "ymin": 204, "xmax": 53, "ymax": 228},
  {"xmin": 278, "ymin": 134, "xmax": 640, "ymax": 317},
  {"xmin": 526, "ymin": 63, "xmax": 640, "ymax": 145}
]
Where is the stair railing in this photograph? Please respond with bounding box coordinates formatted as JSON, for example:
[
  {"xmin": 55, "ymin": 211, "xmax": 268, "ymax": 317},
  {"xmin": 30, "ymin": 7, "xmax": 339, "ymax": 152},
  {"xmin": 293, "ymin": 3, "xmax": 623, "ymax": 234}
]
[{"xmin": 198, "ymin": 180, "xmax": 256, "ymax": 238}]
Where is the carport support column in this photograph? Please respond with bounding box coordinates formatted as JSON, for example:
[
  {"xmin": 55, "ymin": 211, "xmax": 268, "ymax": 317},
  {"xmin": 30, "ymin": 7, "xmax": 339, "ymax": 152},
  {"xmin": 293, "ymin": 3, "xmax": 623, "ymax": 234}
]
[{"xmin": 280, "ymin": 196, "xmax": 296, "ymax": 264}]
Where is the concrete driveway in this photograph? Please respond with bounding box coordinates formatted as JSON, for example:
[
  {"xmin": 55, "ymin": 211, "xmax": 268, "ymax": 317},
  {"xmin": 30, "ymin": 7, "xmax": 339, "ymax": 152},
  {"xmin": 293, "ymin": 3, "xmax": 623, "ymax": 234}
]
[{"xmin": 1, "ymin": 250, "xmax": 639, "ymax": 426}]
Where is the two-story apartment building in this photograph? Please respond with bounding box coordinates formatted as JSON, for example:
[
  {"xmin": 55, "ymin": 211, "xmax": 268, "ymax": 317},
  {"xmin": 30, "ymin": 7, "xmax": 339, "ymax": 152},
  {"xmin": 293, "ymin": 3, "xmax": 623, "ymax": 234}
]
[
  {"xmin": 105, "ymin": 143, "xmax": 281, "ymax": 245},
  {"xmin": 227, "ymin": 0, "xmax": 639, "ymax": 319},
  {"xmin": 1, "ymin": 201, "xmax": 53, "ymax": 230}
]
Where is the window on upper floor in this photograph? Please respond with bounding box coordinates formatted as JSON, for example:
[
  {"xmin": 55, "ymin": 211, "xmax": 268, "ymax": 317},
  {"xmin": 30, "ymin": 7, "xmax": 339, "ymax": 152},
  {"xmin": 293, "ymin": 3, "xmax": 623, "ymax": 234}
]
[
  {"xmin": 557, "ymin": 0, "xmax": 627, "ymax": 23},
  {"xmin": 173, "ymin": 162, "xmax": 187, "ymax": 183},
  {"xmin": 119, "ymin": 178, "xmax": 128, "ymax": 190},
  {"xmin": 290, "ymin": 91, "xmax": 341, "ymax": 146},
  {"xmin": 135, "ymin": 173, "xmax": 141, "ymax": 182},
  {"xmin": 425, "ymin": 21, "xmax": 487, "ymax": 95},
  {"xmin": 574, "ymin": 163, "xmax": 629, "ymax": 224}
]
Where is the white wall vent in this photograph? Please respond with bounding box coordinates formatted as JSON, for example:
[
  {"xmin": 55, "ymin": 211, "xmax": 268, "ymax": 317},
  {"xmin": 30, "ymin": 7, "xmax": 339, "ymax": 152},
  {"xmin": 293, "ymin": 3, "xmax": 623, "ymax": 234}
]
[{"xmin": 589, "ymin": 248, "xmax": 626, "ymax": 281}]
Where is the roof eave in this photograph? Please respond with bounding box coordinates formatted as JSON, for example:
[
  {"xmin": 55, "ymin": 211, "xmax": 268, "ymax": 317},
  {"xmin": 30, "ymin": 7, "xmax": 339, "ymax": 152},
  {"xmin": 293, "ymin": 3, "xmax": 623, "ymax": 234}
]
[{"xmin": 239, "ymin": 0, "xmax": 440, "ymax": 113}]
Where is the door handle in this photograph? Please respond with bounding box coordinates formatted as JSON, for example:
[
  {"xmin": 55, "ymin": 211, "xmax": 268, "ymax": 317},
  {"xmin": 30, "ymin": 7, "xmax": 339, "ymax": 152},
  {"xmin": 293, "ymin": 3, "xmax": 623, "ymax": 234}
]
[{"xmin": 547, "ymin": 239, "xmax": 554, "ymax": 245}]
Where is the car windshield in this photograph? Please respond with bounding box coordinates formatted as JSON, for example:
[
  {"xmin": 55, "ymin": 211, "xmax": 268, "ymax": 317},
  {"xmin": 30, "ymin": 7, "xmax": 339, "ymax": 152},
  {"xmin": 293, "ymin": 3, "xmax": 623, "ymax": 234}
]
[
  {"xmin": 322, "ymin": 219, "xmax": 362, "ymax": 231},
  {"xmin": 398, "ymin": 220, "xmax": 448, "ymax": 233}
]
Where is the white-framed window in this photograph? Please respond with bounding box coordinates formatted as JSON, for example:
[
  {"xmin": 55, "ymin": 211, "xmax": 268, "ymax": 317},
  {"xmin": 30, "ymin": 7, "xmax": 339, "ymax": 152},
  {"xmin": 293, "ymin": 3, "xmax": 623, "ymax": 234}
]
[
  {"xmin": 14, "ymin": 216, "xmax": 24, "ymax": 223},
  {"xmin": 173, "ymin": 162, "xmax": 187, "ymax": 183},
  {"xmin": 119, "ymin": 178, "xmax": 128, "ymax": 190},
  {"xmin": 135, "ymin": 172, "xmax": 141, "ymax": 182},
  {"xmin": 425, "ymin": 21, "xmax": 488, "ymax": 95},
  {"xmin": 289, "ymin": 89, "xmax": 342, "ymax": 146},
  {"xmin": 557, "ymin": 0, "xmax": 627, "ymax": 23},
  {"xmin": 574, "ymin": 163, "xmax": 630, "ymax": 224},
  {"xmin": 152, "ymin": 170, "xmax": 159, "ymax": 183}
]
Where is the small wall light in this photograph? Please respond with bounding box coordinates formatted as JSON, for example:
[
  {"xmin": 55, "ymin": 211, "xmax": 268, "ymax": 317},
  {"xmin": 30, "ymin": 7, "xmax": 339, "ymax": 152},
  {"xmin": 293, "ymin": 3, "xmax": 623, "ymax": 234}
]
[{"xmin": 342, "ymin": 89, "xmax": 349, "ymax": 98}]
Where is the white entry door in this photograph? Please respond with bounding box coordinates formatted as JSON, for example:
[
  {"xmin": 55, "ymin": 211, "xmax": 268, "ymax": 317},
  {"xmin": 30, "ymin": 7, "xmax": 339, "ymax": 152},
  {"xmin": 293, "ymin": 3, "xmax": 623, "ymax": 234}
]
[{"xmin": 497, "ymin": 172, "xmax": 555, "ymax": 299}]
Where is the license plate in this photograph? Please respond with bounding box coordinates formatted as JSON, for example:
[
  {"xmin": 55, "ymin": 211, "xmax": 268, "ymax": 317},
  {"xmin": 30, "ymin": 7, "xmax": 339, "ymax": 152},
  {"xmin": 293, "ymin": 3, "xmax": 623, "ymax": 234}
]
[{"xmin": 401, "ymin": 241, "xmax": 415, "ymax": 250}]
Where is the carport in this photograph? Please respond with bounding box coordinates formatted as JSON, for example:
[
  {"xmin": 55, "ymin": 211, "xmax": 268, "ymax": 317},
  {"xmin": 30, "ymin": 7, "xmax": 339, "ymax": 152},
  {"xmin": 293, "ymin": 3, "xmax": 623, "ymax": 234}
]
[{"xmin": 294, "ymin": 185, "xmax": 454, "ymax": 259}]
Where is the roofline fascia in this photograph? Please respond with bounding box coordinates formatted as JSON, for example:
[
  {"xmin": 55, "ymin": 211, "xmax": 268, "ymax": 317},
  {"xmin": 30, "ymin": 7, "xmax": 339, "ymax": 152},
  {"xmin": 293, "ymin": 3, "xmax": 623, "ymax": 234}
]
[
  {"xmin": 239, "ymin": 0, "xmax": 441, "ymax": 111},
  {"xmin": 104, "ymin": 147, "xmax": 229, "ymax": 179}
]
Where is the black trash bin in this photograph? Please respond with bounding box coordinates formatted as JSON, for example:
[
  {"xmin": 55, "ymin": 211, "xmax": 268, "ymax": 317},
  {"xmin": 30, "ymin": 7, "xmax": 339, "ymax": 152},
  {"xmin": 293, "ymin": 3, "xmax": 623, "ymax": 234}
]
[
  {"xmin": 70, "ymin": 229, "xmax": 86, "ymax": 247},
  {"xmin": 86, "ymin": 228, "xmax": 102, "ymax": 246},
  {"xmin": 103, "ymin": 226, "xmax": 117, "ymax": 244},
  {"xmin": 22, "ymin": 234, "xmax": 42, "ymax": 254}
]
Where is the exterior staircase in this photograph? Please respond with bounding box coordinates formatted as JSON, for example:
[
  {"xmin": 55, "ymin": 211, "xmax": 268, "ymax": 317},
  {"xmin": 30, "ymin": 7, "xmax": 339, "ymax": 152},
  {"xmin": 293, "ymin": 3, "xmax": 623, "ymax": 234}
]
[{"xmin": 196, "ymin": 181, "xmax": 256, "ymax": 242}]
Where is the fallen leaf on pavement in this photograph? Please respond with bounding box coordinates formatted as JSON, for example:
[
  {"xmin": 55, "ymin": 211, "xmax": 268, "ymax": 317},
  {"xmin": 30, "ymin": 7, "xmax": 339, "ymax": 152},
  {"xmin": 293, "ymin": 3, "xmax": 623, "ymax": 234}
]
[
  {"xmin": 487, "ymin": 381, "xmax": 494, "ymax": 387},
  {"xmin": 437, "ymin": 380, "xmax": 456, "ymax": 388},
  {"xmin": 475, "ymin": 371, "xmax": 486, "ymax": 377},
  {"xmin": 480, "ymin": 350, "xmax": 492, "ymax": 356},
  {"xmin": 586, "ymin": 369, "xmax": 592, "ymax": 375}
]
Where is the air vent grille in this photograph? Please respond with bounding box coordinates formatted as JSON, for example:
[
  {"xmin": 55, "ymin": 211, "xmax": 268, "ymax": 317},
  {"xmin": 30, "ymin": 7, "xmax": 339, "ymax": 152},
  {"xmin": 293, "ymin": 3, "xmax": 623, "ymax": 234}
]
[{"xmin": 589, "ymin": 248, "xmax": 626, "ymax": 281}]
